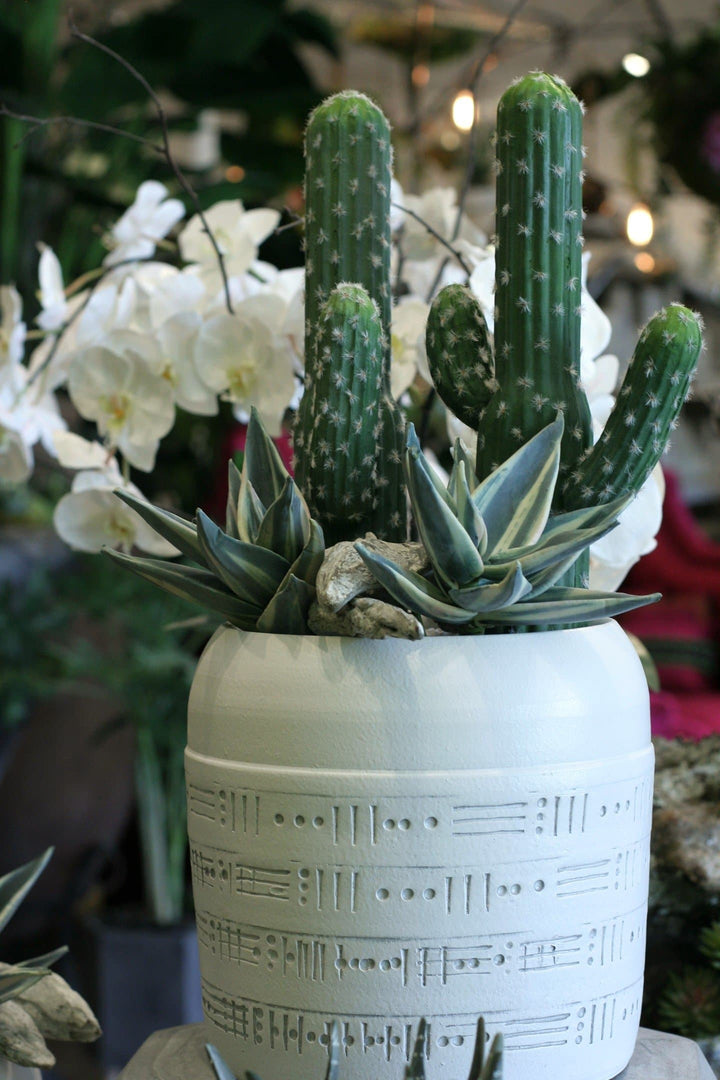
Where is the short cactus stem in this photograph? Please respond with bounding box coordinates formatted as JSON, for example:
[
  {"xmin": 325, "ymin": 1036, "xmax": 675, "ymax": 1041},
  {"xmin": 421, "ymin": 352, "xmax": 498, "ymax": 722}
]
[
  {"xmin": 564, "ymin": 303, "xmax": 703, "ymax": 505},
  {"xmin": 294, "ymin": 90, "xmax": 405, "ymax": 540},
  {"xmin": 478, "ymin": 71, "xmax": 593, "ymax": 497},
  {"xmin": 296, "ymin": 283, "xmax": 404, "ymax": 545},
  {"xmin": 425, "ymin": 284, "xmax": 496, "ymax": 428}
]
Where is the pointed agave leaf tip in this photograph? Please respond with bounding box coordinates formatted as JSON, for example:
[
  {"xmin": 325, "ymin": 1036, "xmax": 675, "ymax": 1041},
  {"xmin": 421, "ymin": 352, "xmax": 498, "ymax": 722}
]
[
  {"xmin": 0, "ymin": 848, "xmax": 53, "ymax": 935},
  {"xmin": 205, "ymin": 1043, "xmax": 237, "ymax": 1080}
]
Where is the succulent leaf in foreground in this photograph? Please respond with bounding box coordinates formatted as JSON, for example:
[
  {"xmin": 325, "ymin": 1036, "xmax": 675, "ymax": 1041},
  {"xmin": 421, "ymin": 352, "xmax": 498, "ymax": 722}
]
[
  {"xmin": 0, "ymin": 850, "xmax": 100, "ymax": 1068},
  {"xmin": 105, "ymin": 409, "xmax": 325, "ymax": 634},
  {"xmin": 207, "ymin": 1016, "xmax": 503, "ymax": 1079},
  {"xmin": 356, "ymin": 418, "xmax": 659, "ymax": 632}
]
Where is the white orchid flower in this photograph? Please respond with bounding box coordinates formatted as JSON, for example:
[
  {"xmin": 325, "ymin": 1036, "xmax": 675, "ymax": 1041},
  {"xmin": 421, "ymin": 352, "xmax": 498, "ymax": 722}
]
[
  {"xmin": 0, "ymin": 362, "xmax": 65, "ymax": 483},
  {"xmin": 128, "ymin": 315, "xmax": 218, "ymax": 417},
  {"xmin": 53, "ymin": 455, "xmax": 178, "ymax": 555},
  {"xmin": 36, "ymin": 245, "xmax": 69, "ymax": 332},
  {"xmin": 178, "ymin": 200, "xmax": 280, "ymax": 281},
  {"xmin": 397, "ymin": 186, "xmax": 485, "ymax": 262},
  {"xmin": 194, "ymin": 293, "xmax": 295, "ymax": 436},
  {"xmin": 68, "ymin": 336, "xmax": 174, "ymax": 471},
  {"xmin": 104, "ymin": 181, "xmax": 185, "ymax": 267},
  {"xmin": 0, "ymin": 286, "xmax": 26, "ymax": 372},
  {"xmin": 391, "ymin": 296, "xmax": 430, "ymax": 398}
]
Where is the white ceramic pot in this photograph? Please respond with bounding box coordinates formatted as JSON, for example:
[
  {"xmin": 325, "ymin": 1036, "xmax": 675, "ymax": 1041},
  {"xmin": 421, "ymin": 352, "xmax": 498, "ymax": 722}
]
[{"xmin": 186, "ymin": 621, "xmax": 652, "ymax": 1080}]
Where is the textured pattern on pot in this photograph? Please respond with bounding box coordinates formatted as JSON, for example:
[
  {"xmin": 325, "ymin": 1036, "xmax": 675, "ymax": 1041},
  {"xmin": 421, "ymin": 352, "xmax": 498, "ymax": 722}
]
[{"xmin": 186, "ymin": 622, "xmax": 652, "ymax": 1080}]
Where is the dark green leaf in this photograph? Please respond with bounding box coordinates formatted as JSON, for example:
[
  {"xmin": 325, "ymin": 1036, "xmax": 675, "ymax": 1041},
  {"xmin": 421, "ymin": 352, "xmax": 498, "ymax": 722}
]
[
  {"xmin": 114, "ymin": 490, "xmax": 205, "ymax": 564},
  {"xmin": 474, "ymin": 416, "xmax": 563, "ymax": 554},
  {"xmin": 256, "ymin": 574, "xmax": 315, "ymax": 634},
  {"xmin": 405, "ymin": 434, "xmax": 484, "ymax": 590},
  {"xmin": 0, "ymin": 967, "xmax": 51, "ymax": 1006},
  {"xmin": 196, "ymin": 510, "xmax": 288, "ymax": 606},
  {"xmin": 288, "ymin": 519, "xmax": 325, "ymax": 585},
  {"xmin": 104, "ymin": 548, "xmax": 259, "ymax": 627},
  {"xmin": 449, "ymin": 563, "xmax": 532, "ymax": 612},
  {"xmin": 355, "ymin": 543, "xmax": 477, "ymax": 625},
  {"xmin": 244, "ymin": 407, "xmax": 290, "ymax": 508},
  {"xmin": 0, "ymin": 848, "xmax": 52, "ymax": 935},
  {"xmin": 255, "ymin": 477, "xmax": 311, "ymax": 563}
]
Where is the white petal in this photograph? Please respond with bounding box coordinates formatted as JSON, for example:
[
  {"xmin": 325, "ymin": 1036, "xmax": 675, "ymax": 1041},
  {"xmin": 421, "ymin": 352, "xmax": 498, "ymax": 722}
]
[{"xmin": 53, "ymin": 431, "xmax": 109, "ymax": 470}]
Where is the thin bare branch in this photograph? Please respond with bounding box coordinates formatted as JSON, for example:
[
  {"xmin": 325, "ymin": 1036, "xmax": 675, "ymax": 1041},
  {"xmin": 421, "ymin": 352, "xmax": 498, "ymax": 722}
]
[
  {"xmin": 392, "ymin": 202, "xmax": 472, "ymax": 276},
  {"xmin": 0, "ymin": 104, "xmax": 164, "ymax": 153},
  {"xmin": 25, "ymin": 257, "xmax": 154, "ymax": 393},
  {"xmin": 68, "ymin": 19, "xmax": 235, "ymax": 314}
]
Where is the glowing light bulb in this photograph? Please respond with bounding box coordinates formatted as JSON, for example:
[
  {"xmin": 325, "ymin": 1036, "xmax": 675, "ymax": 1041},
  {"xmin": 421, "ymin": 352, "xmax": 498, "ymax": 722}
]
[
  {"xmin": 452, "ymin": 90, "xmax": 475, "ymax": 133},
  {"xmin": 626, "ymin": 203, "xmax": 654, "ymax": 247},
  {"xmin": 622, "ymin": 53, "xmax": 651, "ymax": 78},
  {"xmin": 634, "ymin": 252, "xmax": 656, "ymax": 274}
]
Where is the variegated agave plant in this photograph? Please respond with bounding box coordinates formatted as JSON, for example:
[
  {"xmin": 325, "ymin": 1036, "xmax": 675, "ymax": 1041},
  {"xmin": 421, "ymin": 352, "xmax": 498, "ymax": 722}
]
[
  {"xmin": 105, "ymin": 409, "xmax": 325, "ymax": 635},
  {"xmin": 207, "ymin": 1017, "xmax": 503, "ymax": 1079},
  {"xmin": 356, "ymin": 416, "xmax": 659, "ymax": 632}
]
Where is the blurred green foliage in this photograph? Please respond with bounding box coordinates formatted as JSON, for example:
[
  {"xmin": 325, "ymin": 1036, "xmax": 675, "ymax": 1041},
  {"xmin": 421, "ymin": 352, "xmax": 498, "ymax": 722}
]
[
  {"xmin": 0, "ymin": 552, "xmax": 219, "ymax": 921},
  {"xmin": 0, "ymin": 0, "xmax": 336, "ymax": 298}
]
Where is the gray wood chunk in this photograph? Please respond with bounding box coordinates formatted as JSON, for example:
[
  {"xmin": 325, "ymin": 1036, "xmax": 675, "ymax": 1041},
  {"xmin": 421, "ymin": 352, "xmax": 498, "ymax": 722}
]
[{"xmin": 316, "ymin": 535, "xmax": 428, "ymax": 612}]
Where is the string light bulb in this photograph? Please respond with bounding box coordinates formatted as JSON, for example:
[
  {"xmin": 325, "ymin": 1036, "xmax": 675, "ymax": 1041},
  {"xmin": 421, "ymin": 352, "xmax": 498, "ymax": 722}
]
[
  {"xmin": 452, "ymin": 90, "xmax": 475, "ymax": 132},
  {"xmin": 626, "ymin": 203, "xmax": 654, "ymax": 247},
  {"xmin": 622, "ymin": 53, "xmax": 651, "ymax": 78}
]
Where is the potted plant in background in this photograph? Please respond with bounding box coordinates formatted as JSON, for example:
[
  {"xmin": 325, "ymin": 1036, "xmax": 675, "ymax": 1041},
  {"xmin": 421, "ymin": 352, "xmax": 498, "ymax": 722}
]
[{"xmin": 105, "ymin": 73, "xmax": 702, "ymax": 1080}]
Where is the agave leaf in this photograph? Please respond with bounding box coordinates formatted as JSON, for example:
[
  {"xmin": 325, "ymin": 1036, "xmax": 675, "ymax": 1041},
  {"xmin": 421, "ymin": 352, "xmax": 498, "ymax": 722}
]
[
  {"xmin": 288, "ymin": 519, "xmax": 325, "ymax": 585},
  {"xmin": 114, "ymin": 491, "xmax": 204, "ymax": 565},
  {"xmin": 473, "ymin": 416, "xmax": 563, "ymax": 555},
  {"xmin": 17, "ymin": 947, "xmax": 68, "ymax": 970},
  {"xmin": 477, "ymin": 588, "xmax": 661, "ymax": 626},
  {"xmin": 451, "ymin": 456, "xmax": 488, "ymax": 554},
  {"xmin": 0, "ymin": 966, "xmax": 51, "ymax": 1006},
  {"xmin": 256, "ymin": 574, "xmax": 315, "ymax": 635},
  {"xmin": 406, "ymin": 438, "xmax": 484, "ymax": 590},
  {"xmin": 236, "ymin": 472, "xmax": 266, "ymax": 545},
  {"xmin": 467, "ymin": 1018, "xmax": 486, "ymax": 1080},
  {"xmin": 244, "ymin": 407, "xmax": 290, "ymax": 508},
  {"xmin": 482, "ymin": 1033, "xmax": 504, "ymax": 1080},
  {"xmin": 196, "ymin": 510, "xmax": 289, "ymax": 607},
  {"xmin": 0, "ymin": 849, "xmax": 52, "ymax": 936},
  {"xmin": 404, "ymin": 1019, "xmax": 428, "ymax": 1079},
  {"xmin": 406, "ymin": 424, "xmax": 456, "ymax": 512},
  {"xmin": 535, "ymin": 492, "xmax": 631, "ymax": 548},
  {"xmin": 104, "ymin": 548, "xmax": 259, "ymax": 627},
  {"xmin": 325, "ymin": 1020, "xmax": 341, "ymax": 1080},
  {"xmin": 487, "ymin": 518, "xmax": 619, "ymax": 581},
  {"xmin": 255, "ymin": 477, "xmax": 311, "ymax": 564},
  {"xmin": 355, "ymin": 543, "xmax": 477, "ymax": 625},
  {"xmin": 449, "ymin": 563, "xmax": 532, "ymax": 612},
  {"xmin": 225, "ymin": 460, "xmax": 242, "ymax": 540},
  {"xmin": 206, "ymin": 1043, "xmax": 237, "ymax": 1080}
]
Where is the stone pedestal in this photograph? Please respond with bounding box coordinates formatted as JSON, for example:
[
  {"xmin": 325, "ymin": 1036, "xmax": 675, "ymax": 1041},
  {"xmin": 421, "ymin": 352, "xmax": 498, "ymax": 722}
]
[{"xmin": 117, "ymin": 1024, "xmax": 715, "ymax": 1080}]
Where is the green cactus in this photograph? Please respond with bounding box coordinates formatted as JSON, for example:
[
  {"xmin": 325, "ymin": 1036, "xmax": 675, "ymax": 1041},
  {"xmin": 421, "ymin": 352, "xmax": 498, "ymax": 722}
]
[
  {"xmin": 105, "ymin": 410, "xmax": 325, "ymax": 635},
  {"xmin": 294, "ymin": 90, "xmax": 405, "ymax": 544},
  {"xmin": 425, "ymin": 71, "xmax": 702, "ymax": 583},
  {"xmin": 356, "ymin": 417, "xmax": 657, "ymax": 633}
]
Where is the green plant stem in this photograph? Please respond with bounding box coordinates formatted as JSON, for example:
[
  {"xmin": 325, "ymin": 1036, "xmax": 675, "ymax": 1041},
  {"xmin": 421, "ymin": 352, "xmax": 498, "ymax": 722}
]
[{"xmin": 134, "ymin": 727, "xmax": 181, "ymax": 925}]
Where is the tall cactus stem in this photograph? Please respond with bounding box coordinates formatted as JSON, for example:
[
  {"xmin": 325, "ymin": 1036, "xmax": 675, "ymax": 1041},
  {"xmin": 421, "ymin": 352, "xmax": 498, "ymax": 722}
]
[
  {"xmin": 479, "ymin": 71, "xmax": 593, "ymax": 497},
  {"xmin": 295, "ymin": 91, "xmax": 405, "ymax": 540},
  {"xmin": 297, "ymin": 283, "xmax": 402, "ymax": 544}
]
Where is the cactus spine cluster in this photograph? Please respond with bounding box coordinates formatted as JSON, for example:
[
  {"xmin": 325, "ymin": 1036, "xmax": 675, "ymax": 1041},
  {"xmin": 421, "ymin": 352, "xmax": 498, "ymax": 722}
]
[
  {"xmin": 426, "ymin": 72, "xmax": 702, "ymax": 584},
  {"xmin": 294, "ymin": 91, "xmax": 406, "ymax": 545}
]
